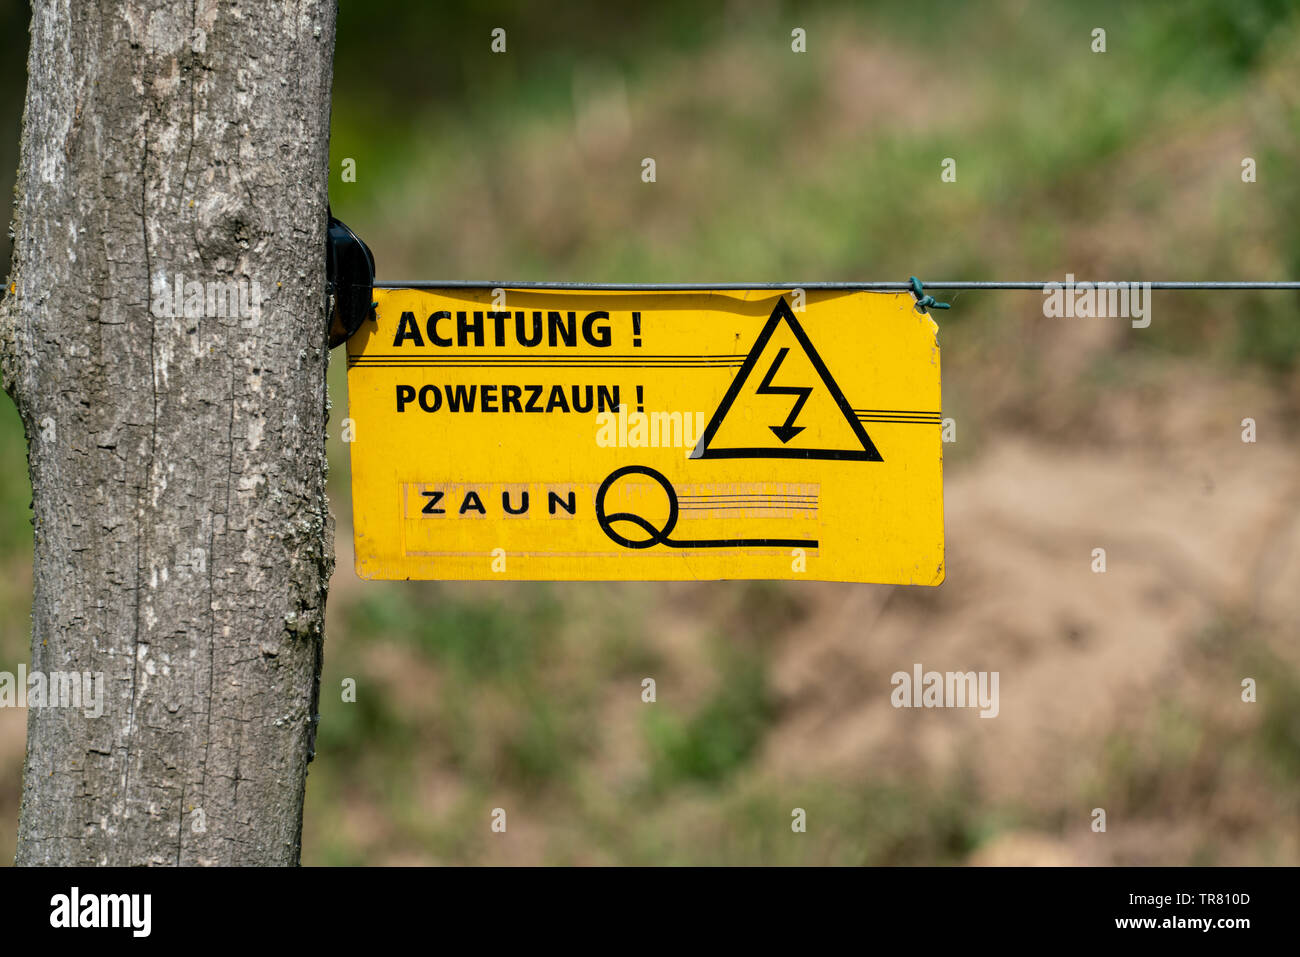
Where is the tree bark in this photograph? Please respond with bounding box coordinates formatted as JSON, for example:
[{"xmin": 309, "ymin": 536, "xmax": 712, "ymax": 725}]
[{"xmin": 0, "ymin": 0, "xmax": 336, "ymax": 865}]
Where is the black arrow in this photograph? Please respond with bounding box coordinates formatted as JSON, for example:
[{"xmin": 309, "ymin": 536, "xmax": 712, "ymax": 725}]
[{"xmin": 755, "ymin": 347, "xmax": 812, "ymax": 443}]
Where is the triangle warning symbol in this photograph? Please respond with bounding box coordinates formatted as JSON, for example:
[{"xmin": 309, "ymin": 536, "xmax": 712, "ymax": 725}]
[{"xmin": 694, "ymin": 298, "xmax": 883, "ymax": 461}]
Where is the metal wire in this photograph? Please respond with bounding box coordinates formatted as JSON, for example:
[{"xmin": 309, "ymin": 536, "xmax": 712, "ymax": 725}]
[{"xmin": 375, "ymin": 280, "xmax": 1300, "ymax": 291}]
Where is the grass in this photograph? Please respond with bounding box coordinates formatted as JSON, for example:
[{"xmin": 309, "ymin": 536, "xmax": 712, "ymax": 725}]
[{"xmin": 645, "ymin": 645, "xmax": 773, "ymax": 788}]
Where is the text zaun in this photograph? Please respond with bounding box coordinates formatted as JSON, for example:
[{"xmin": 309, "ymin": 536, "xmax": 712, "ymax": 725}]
[{"xmin": 346, "ymin": 289, "xmax": 944, "ymax": 584}]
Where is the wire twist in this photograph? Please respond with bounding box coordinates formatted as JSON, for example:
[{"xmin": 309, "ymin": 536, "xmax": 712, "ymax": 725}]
[{"xmin": 909, "ymin": 276, "xmax": 951, "ymax": 314}]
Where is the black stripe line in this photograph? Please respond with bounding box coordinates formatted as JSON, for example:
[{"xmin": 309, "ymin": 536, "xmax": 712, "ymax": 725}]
[
  {"xmin": 348, "ymin": 363, "xmax": 744, "ymax": 369},
  {"xmin": 347, "ymin": 359, "xmax": 744, "ymax": 364},
  {"xmin": 678, "ymin": 493, "xmax": 819, "ymax": 499},
  {"xmin": 678, "ymin": 498, "xmax": 819, "ymax": 504},
  {"xmin": 357, "ymin": 354, "xmax": 749, "ymax": 359},
  {"xmin": 679, "ymin": 503, "xmax": 819, "ymax": 508},
  {"xmin": 351, "ymin": 365, "xmax": 744, "ymax": 369},
  {"xmin": 679, "ymin": 506, "xmax": 818, "ymax": 511},
  {"xmin": 348, "ymin": 358, "xmax": 745, "ymax": 363},
  {"xmin": 349, "ymin": 360, "xmax": 746, "ymax": 365},
  {"xmin": 851, "ymin": 409, "xmax": 942, "ymax": 415},
  {"xmin": 351, "ymin": 356, "xmax": 748, "ymax": 361}
]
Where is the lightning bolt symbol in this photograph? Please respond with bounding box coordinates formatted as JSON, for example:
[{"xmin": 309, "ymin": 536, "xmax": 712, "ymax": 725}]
[{"xmin": 755, "ymin": 347, "xmax": 811, "ymax": 443}]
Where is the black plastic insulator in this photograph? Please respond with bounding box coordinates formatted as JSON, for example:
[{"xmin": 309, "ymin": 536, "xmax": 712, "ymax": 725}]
[{"xmin": 326, "ymin": 207, "xmax": 376, "ymax": 348}]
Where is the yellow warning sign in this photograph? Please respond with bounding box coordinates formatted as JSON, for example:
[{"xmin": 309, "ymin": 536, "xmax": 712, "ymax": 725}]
[{"xmin": 346, "ymin": 288, "xmax": 944, "ymax": 584}]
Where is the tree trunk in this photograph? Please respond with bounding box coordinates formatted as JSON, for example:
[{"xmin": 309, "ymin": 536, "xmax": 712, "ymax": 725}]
[{"xmin": 0, "ymin": 0, "xmax": 336, "ymax": 865}]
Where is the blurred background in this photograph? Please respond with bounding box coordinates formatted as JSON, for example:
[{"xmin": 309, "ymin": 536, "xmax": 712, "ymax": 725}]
[{"xmin": 3, "ymin": 0, "xmax": 1300, "ymax": 864}]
